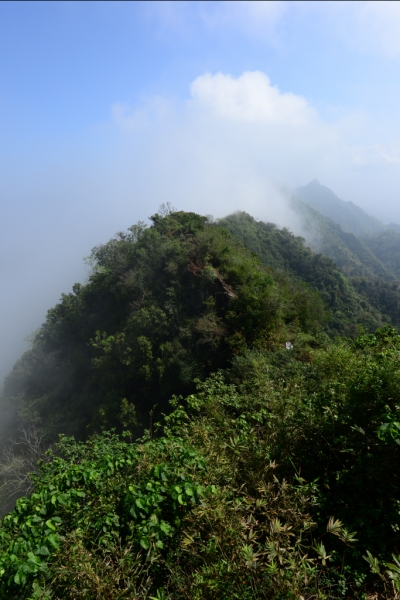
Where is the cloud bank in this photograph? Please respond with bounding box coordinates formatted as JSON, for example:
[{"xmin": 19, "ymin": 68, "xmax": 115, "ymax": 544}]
[
  {"xmin": 111, "ymin": 70, "xmax": 389, "ymax": 227},
  {"xmin": 2, "ymin": 66, "xmax": 400, "ymax": 386},
  {"xmin": 189, "ymin": 72, "xmax": 313, "ymax": 125}
]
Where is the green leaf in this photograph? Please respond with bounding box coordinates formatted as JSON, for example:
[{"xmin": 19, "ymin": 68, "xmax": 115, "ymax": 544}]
[
  {"xmin": 45, "ymin": 520, "xmax": 56, "ymax": 531},
  {"xmin": 46, "ymin": 533, "xmax": 59, "ymax": 549},
  {"xmin": 160, "ymin": 521, "xmax": 172, "ymax": 535},
  {"xmin": 14, "ymin": 570, "xmax": 26, "ymax": 585},
  {"xmin": 363, "ymin": 550, "xmax": 381, "ymax": 575},
  {"xmin": 140, "ymin": 537, "xmax": 150, "ymax": 550}
]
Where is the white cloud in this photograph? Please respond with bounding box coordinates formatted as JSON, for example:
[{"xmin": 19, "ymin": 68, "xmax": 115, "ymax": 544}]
[
  {"xmin": 110, "ymin": 71, "xmax": 342, "ymax": 229},
  {"xmin": 110, "ymin": 69, "xmax": 400, "ymax": 227},
  {"xmin": 4, "ymin": 64, "xmax": 400, "ymax": 385},
  {"xmin": 190, "ymin": 71, "xmax": 314, "ymax": 125}
]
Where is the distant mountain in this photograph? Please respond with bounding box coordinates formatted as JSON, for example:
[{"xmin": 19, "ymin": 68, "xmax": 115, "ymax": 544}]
[
  {"xmin": 296, "ymin": 179, "xmax": 386, "ymax": 237},
  {"xmin": 294, "ymin": 179, "xmax": 400, "ymax": 280},
  {"xmin": 290, "ymin": 195, "xmax": 394, "ymax": 281}
]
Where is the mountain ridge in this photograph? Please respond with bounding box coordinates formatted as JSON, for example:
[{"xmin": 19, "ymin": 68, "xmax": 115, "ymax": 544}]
[
  {"xmin": 289, "ymin": 193, "xmax": 394, "ymax": 280},
  {"xmin": 296, "ymin": 178, "xmax": 386, "ymax": 236},
  {"xmin": 293, "ymin": 179, "xmax": 400, "ymax": 287}
]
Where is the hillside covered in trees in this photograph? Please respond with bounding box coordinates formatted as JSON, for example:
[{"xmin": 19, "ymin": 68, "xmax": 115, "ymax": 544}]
[
  {"xmin": 1, "ymin": 207, "xmax": 400, "ymax": 598},
  {"xmin": 219, "ymin": 211, "xmax": 400, "ymax": 334}
]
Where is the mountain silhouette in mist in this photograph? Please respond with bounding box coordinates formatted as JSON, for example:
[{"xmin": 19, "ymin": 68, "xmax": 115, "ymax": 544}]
[
  {"xmin": 296, "ymin": 178, "xmax": 386, "ymax": 237},
  {"xmin": 289, "ymin": 189, "xmax": 393, "ymax": 280},
  {"xmin": 294, "ymin": 179, "xmax": 400, "ymax": 283}
]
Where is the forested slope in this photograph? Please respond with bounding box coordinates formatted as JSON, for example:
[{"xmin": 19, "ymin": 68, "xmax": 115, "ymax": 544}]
[
  {"xmin": 219, "ymin": 211, "xmax": 400, "ymax": 332},
  {"xmin": 218, "ymin": 212, "xmax": 389, "ymax": 335},
  {"xmin": 1, "ymin": 210, "xmax": 400, "ymax": 599},
  {"xmin": 0, "ymin": 211, "xmax": 326, "ymax": 443}
]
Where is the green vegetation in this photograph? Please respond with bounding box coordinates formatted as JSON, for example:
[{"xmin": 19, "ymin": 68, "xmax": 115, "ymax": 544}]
[
  {"xmin": 1, "ymin": 209, "xmax": 400, "ymax": 598},
  {"xmin": 0, "ymin": 210, "xmax": 325, "ymax": 442},
  {"xmin": 218, "ymin": 211, "xmax": 388, "ymax": 335},
  {"xmin": 219, "ymin": 210, "xmax": 400, "ymax": 332}
]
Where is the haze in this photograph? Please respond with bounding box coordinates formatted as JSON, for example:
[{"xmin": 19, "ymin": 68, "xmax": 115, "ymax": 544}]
[{"xmin": 2, "ymin": 0, "xmax": 400, "ymax": 385}]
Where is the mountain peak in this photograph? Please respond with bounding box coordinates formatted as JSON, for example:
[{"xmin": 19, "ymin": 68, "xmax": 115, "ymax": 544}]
[{"xmin": 295, "ymin": 181, "xmax": 385, "ymax": 237}]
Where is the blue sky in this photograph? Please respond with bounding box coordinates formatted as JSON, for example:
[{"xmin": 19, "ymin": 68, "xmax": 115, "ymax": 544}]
[{"xmin": 2, "ymin": 0, "xmax": 400, "ymax": 381}]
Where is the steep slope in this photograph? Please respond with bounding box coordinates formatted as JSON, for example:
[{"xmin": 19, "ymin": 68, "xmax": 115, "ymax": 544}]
[
  {"xmin": 217, "ymin": 211, "xmax": 387, "ymax": 336},
  {"xmin": 0, "ymin": 211, "xmax": 326, "ymax": 442},
  {"xmin": 219, "ymin": 211, "xmax": 400, "ymax": 332},
  {"xmin": 296, "ymin": 178, "xmax": 385, "ymax": 236},
  {"xmin": 2, "ymin": 211, "xmax": 400, "ymax": 599},
  {"xmin": 2, "ymin": 318, "xmax": 400, "ymax": 599},
  {"xmin": 290, "ymin": 196, "xmax": 393, "ymax": 280}
]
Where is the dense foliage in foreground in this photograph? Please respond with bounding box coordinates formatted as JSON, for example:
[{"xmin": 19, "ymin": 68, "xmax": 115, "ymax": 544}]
[
  {"xmin": 2, "ymin": 329, "xmax": 400, "ymax": 598},
  {"xmin": 2, "ymin": 210, "xmax": 400, "ymax": 598}
]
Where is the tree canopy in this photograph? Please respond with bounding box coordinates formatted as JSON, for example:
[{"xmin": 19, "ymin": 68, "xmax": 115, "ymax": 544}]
[{"xmin": 1, "ymin": 210, "xmax": 400, "ymax": 599}]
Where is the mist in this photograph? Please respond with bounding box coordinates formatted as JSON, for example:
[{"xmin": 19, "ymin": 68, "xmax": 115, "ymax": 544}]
[
  {"xmin": 3, "ymin": 69, "xmax": 400, "ymax": 387},
  {"xmin": 4, "ymin": 4, "xmax": 400, "ymax": 592}
]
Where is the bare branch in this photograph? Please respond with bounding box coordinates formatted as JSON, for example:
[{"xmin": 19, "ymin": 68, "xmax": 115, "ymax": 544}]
[{"xmin": 0, "ymin": 427, "xmax": 53, "ymax": 506}]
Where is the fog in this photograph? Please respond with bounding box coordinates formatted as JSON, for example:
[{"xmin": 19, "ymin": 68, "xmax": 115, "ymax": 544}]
[{"xmin": 2, "ymin": 70, "xmax": 400, "ymax": 386}]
